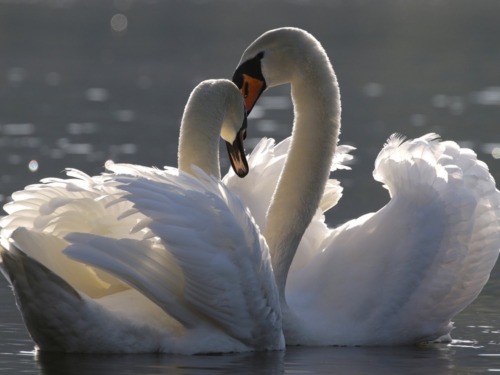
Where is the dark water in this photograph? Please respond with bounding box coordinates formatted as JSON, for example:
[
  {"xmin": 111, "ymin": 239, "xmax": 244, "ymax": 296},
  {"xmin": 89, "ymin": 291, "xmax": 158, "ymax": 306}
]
[{"xmin": 1, "ymin": 0, "xmax": 500, "ymax": 373}]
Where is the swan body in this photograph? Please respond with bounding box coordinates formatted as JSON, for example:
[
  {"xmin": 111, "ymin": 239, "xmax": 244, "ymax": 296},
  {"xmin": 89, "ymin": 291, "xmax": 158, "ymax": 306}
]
[
  {"xmin": 285, "ymin": 134, "xmax": 500, "ymax": 345},
  {"xmin": 232, "ymin": 27, "xmax": 500, "ymax": 345},
  {"xmin": 0, "ymin": 79, "xmax": 284, "ymax": 353}
]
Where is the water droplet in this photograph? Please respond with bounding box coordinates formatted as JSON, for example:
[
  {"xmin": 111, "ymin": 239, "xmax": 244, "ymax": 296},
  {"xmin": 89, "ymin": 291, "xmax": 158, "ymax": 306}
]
[
  {"xmin": 491, "ymin": 148, "xmax": 500, "ymax": 159},
  {"xmin": 111, "ymin": 13, "xmax": 128, "ymax": 33},
  {"xmin": 28, "ymin": 160, "xmax": 39, "ymax": 172}
]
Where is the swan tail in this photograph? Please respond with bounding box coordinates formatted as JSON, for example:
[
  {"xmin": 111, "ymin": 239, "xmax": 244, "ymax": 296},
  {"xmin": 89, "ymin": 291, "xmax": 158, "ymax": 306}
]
[
  {"xmin": 67, "ymin": 170, "xmax": 283, "ymax": 350},
  {"xmin": 2, "ymin": 239, "xmax": 178, "ymax": 353},
  {"xmin": 1, "ymin": 240, "xmax": 85, "ymax": 351}
]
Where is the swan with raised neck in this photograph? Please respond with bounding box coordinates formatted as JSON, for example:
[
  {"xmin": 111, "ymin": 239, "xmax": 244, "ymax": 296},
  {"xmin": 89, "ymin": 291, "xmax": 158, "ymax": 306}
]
[
  {"xmin": 232, "ymin": 28, "xmax": 341, "ymax": 299},
  {"xmin": 0, "ymin": 78, "xmax": 284, "ymax": 354},
  {"xmin": 178, "ymin": 79, "xmax": 249, "ymax": 179}
]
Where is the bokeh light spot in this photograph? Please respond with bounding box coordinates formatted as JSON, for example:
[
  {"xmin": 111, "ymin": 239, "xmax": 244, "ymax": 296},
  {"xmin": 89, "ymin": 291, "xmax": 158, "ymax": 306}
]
[
  {"xmin": 28, "ymin": 160, "xmax": 39, "ymax": 172},
  {"xmin": 111, "ymin": 13, "xmax": 128, "ymax": 33}
]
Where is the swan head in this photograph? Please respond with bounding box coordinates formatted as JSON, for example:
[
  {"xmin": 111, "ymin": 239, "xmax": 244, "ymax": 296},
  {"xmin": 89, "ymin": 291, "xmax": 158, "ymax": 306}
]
[
  {"xmin": 232, "ymin": 27, "xmax": 322, "ymax": 114},
  {"xmin": 180, "ymin": 79, "xmax": 249, "ymax": 178},
  {"xmin": 219, "ymin": 81, "xmax": 249, "ymax": 178}
]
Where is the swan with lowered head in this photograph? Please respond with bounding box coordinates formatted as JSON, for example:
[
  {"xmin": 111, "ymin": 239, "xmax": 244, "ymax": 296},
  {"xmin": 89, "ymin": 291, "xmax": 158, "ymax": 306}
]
[
  {"xmin": 0, "ymin": 79, "xmax": 284, "ymax": 354},
  {"xmin": 231, "ymin": 27, "xmax": 500, "ymax": 345}
]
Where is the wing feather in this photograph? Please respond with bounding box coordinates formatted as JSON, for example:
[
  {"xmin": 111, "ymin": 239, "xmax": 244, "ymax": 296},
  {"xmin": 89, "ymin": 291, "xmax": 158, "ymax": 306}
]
[
  {"xmin": 65, "ymin": 169, "xmax": 283, "ymax": 348},
  {"xmin": 291, "ymin": 133, "xmax": 500, "ymax": 345}
]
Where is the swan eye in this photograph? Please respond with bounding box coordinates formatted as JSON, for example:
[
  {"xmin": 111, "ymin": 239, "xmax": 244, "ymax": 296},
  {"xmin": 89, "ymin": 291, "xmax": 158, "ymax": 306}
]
[{"xmin": 243, "ymin": 81, "xmax": 249, "ymax": 98}]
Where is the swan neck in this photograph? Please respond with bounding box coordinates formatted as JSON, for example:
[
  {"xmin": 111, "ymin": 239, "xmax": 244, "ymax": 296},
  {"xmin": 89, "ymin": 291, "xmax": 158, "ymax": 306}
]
[
  {"xmin": 178, "ymin": 100, "xmax": 223, "ymax": 179},
  {"xmin": 266, "ymin": 52, "xmax": 341, "ymax": 296}
]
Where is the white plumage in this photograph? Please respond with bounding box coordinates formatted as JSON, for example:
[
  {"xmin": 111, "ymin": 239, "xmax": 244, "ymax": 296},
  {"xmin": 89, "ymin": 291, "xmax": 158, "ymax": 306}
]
[
  {"xmin": 0, "ymin": 79, "xmax": 284, "ymax": 354},
  {"xmin": 1, "ymin": 26, "xmax": 499, "ymax": 353},
  {"xmin": 283, "ymin": 134, "xmax": 500, "ymax": 345},
  {"xmin": 231, "ymin": 27, "xmax": 500, "ymax": 345}
]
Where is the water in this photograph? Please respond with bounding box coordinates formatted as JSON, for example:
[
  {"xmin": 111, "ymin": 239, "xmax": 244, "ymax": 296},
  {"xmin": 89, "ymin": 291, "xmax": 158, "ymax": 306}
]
[
  {"xmin": 1, "ymin": 0, "xmax": 500, "ymax": 373},
  {"xmin": 1, "ymin": 277, "xmax": 500, "ymax": 374}
]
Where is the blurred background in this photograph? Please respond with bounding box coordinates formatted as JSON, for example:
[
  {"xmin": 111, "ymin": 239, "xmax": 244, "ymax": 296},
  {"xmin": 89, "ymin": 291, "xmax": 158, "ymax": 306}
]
[{"xmin": 1, "ymin": 1, "xmax": 500, "ymax": 373}]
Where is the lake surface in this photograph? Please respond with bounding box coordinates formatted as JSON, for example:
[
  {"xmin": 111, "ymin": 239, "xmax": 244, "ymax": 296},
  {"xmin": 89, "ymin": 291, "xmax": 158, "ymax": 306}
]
[{"xmin": 1, "ymin": 0, "xmax": 500, "ymax": 373}]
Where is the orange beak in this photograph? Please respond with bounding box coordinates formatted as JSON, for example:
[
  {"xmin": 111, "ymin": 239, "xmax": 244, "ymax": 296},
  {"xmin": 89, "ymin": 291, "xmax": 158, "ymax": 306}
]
[{"xmin": 241, "ymin": 74, "xmax": 266, "ymax": 114}]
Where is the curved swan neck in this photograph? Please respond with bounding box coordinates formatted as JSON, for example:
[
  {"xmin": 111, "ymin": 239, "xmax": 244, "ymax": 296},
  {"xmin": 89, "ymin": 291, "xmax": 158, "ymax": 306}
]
[
  {"xmin": 178, "ymin": 82, "xmax": 228, "ymax": 179},
  {"xmin": 264, "ymin": 33, "xmax": 341, "ymax": 296}
]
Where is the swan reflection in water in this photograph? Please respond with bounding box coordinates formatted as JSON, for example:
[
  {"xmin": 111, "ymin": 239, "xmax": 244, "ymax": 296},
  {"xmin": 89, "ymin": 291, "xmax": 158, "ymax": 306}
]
[{"xmin": 35, "ymin": 345, "xmax": 458, "ymax": 375}]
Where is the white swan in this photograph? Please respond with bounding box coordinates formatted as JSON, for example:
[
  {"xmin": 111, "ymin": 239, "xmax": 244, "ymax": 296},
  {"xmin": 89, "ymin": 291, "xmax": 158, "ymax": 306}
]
[
  {"xmin": 0, "ymin": 79, "xmax": 284, "ymax": 354},
  {"xmin": 230, "ymin": 27, "xmax": 500, "ymax": 345}
]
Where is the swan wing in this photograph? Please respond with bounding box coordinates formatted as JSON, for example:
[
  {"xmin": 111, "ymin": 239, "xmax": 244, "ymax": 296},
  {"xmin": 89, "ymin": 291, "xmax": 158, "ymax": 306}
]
[
  {"xmin": 223, "ymin": 137, "xmax": 287, "ymax": 228},
  {"xmin": 223, "ymin": 137, "xmax": 354, "ymax": 226},
  {"xmin": 222, "ymin": 137, "xmax": 353, "ymax": 272},
  {"xmin": 0, "ymin": 169, "xmax": 145, "ymax": 298},
  {"xmin": 369, "ymin": 134, "xmax": 500, "ymax": 333},
  {"xmin": 65, "ymin": 169, "xmax": 283, "ymax": 349},
  {"xmin": 289, "ymin": 133, "xmax": 500, "ymax": 345}
]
